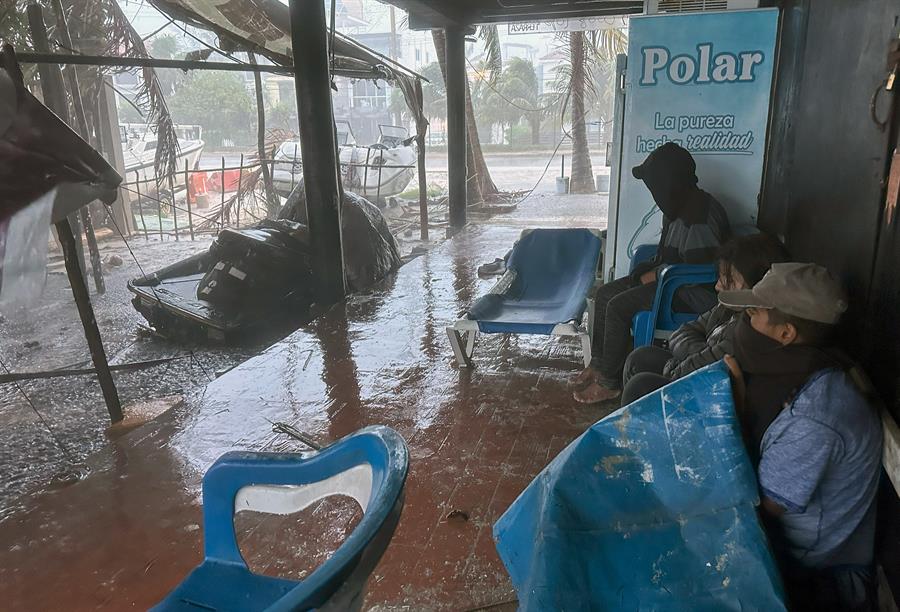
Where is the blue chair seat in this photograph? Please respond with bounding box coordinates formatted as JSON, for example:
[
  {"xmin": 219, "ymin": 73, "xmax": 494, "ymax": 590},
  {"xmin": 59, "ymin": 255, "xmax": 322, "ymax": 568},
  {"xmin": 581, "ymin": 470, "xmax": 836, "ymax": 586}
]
[{"xmin": 448, "ymin": 228, "xmax": 602, "ymax": 368}]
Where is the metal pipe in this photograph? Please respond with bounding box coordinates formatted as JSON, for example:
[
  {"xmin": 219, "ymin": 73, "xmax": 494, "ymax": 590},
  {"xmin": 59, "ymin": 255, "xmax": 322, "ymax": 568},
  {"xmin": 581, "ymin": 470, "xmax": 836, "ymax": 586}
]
[
  {"xmin": 445, "ymin": 26, "xmax": 467, "ymax": 230},
  {"xmin": 15, "ymin": 51, "xmax": 399, "ymax": 82},
  {"xmin": 289, "ymin": 0, "xmax": 346, "ymax": 303}
]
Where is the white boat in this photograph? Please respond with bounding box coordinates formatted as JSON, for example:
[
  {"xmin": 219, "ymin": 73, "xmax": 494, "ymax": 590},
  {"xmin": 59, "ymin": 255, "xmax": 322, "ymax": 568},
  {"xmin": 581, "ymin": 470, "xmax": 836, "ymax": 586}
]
[
  {"xmin": 272, "ymin": 123, "xmax": 417, "ymax": 204},
  {"xmin": 120, "ymin": 123, "xmax": 205, "ymax": 186}
]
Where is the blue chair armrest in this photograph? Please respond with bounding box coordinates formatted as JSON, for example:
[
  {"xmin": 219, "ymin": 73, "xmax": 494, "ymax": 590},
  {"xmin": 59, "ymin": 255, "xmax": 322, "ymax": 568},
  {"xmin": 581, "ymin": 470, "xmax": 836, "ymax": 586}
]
[{"xmin": 632, "ymin": 264, "xmax": 718, "ymax": 347}]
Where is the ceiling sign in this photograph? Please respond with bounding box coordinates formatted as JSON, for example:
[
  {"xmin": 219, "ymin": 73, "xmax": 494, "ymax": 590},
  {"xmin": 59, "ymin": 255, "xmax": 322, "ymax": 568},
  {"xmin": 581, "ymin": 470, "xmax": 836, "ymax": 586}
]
[{"xmin": 506, "ymin": 17, "xmax": 628, "ymax": 35}]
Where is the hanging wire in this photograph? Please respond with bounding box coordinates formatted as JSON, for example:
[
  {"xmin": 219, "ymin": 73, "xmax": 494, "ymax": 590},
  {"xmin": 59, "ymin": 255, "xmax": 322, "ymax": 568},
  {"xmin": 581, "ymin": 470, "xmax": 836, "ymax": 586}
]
[
  {"xmin": 0, "ymin": 356, "xmax": 77, "ymax": 464},
  {"xmin": 466, "ymin": 56, "xmax": 565, "ymax": 114}
]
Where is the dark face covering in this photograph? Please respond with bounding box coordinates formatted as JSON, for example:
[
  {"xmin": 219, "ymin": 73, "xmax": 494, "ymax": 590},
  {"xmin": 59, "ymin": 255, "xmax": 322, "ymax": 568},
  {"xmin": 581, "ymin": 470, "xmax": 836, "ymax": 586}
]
[
  {"xmin": 632, "ymin": 143, "xmax": 698, "ymax": 219},
  {"xmin": 731, "ymin": 314, "xmax": 840, "ymax": 465},
  {"xmin": 641, "ymin": 168, "xmax": 692, "ymax": 219}
]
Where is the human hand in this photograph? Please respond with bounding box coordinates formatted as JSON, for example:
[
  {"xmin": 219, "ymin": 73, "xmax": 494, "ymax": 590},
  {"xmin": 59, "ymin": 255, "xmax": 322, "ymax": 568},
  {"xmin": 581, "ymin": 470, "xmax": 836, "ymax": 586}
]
[
  {"xmin": 723, "ymin": 354, "xmax": 746, "ymax": 413},
  {"xmin": 639, "ymin": 269, "xmax": 657, "ymax": 285}
]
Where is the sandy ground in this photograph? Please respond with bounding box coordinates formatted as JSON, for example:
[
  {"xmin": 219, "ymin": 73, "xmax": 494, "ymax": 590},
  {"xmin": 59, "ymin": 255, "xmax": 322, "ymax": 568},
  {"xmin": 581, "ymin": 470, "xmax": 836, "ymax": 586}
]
[{"xmin": 0, "ymin": 155, "xmax": 609, "ymax": 516}]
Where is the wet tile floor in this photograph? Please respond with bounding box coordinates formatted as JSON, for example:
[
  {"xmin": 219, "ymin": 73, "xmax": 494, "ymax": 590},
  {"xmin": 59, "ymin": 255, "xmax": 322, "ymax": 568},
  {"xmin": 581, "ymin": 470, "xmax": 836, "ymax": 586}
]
[{"xmin": 0, "ymin": 203, "xmax": 616, "ymax": 610}]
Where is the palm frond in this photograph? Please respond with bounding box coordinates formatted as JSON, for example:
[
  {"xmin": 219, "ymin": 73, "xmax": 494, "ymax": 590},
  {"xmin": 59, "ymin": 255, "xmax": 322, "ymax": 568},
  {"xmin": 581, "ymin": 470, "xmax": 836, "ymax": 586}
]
[
  {"xmin": 58, "ymin": 0, "xmax": 179, "ymax": 182},
  {"xmin": 476, "ymin": 25, "xmax": 502, "ymax": 85}
]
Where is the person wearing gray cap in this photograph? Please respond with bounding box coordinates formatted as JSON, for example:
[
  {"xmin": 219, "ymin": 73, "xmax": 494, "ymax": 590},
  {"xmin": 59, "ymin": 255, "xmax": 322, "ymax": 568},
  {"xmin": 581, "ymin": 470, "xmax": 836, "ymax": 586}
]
[
  {"xmin": 572, "ymin": 142, "xmax": 730, "ymax": 404},
  {"xmin": 720, "ymin": 262, "xmax": 882, "ymax": 612}
]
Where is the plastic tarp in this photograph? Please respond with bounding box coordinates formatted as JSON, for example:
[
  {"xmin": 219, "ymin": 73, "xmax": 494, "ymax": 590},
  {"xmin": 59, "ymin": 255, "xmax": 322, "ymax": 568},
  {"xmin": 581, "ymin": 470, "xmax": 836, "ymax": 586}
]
[
  {"xmin": 279, "ymin": 183, "xmax": 400, "ymax": 293},
  {"xmin": 493, "ymin": 362, "xmax": 786, "ymax": 611},
  {"xmin": 467, "ymin": 228, "xmax": 601, "ymax": 335}
]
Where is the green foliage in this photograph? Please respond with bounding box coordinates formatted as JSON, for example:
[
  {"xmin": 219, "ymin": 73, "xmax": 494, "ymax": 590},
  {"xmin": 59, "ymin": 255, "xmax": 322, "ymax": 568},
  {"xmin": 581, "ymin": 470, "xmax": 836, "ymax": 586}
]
[
  {"xmin": 508, "ymin": 124, "xmax": 531, "ymax": 146},
  {"xmin": 267, "ymin": 101, "xmax": 297, "ymax": 132},
  {"xmin": 149, "ymin": 35, "xmax": 180, "ymax": 60},
  {"xmin": 419, "ymin": 61, "xmax": 446, "ymax": 122},
  {"xmin": 472, "ymin": 56, "xmax": 542, "ymax": 144},
  {"xmin": 168, "ymin": 71, "xmax": 254, "ymax": 147},
  {"xmin": 552, "ymin": 28, "xmax": 628, "ymax": 125}
]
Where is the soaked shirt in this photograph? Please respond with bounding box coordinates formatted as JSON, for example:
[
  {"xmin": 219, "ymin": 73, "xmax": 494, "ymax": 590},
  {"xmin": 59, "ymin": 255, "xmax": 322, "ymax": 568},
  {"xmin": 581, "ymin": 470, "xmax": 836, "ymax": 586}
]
[{"xmin": 757, "ymin": 369, "xmax": 882, "ymax": 567}]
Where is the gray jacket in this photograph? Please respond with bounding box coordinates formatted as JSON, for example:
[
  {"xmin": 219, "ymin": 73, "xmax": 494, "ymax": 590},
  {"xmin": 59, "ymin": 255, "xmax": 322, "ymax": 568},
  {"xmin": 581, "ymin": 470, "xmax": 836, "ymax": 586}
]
[{"xmin": 664, "ymin": 304, "xmax": 737, "ymax": 379}]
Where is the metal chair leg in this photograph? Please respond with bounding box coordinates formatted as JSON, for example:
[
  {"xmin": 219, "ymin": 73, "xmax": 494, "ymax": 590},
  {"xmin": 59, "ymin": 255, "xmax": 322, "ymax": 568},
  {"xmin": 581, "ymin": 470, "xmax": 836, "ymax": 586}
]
[{"xmin": 446, "ymin": 327, "xmax": 472, "ymax": 368}]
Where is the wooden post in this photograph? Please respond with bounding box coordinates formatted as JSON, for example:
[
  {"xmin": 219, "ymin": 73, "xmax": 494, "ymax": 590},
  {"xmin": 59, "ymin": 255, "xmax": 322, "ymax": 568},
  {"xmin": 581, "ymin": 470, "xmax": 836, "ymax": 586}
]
[
  {"xmin": 418, "ymin": 134, "xmax": 428, "ymax": 240},
  {"xmin": 236, "ymin": 153, "xmax": 244, "ymax": 227},
  {"xmin": 49, "ymin": 0, "xmax": 104, "ymax": 294},
  {"xmin": 445, "ymin": 26, "xmax": 467, "ymax": 230},
  {"xmin": 26, "ymin": 3, "xmax": 87, "ymax": 277},
  {"xmin": 416, "ymin": 80, "xmax": 429, "ymax": 241},
  {"xmin": 249, "ymin": 51, "xmax": 278, "ymax": 218},
  {"xmin": 185, "ymin": 160, "xmax": 195, "ymax": 240},
  {"xmin": 26, "ymin": 4, "xmax": 122, "ymax": 423},
  {"xmin": 169, "ymin": 170, "xmax": 178, "ymax": 240},
  {"xmin": 289, "ymin": 0, "xmax": 346, "ymax": 303},
  {"xmin": 134, "ymin": 171, "xmax": 149, "ymax": 240},
  {"xmin": 57, "ymin": 218, "xmax": 123, "ymax": 423}
]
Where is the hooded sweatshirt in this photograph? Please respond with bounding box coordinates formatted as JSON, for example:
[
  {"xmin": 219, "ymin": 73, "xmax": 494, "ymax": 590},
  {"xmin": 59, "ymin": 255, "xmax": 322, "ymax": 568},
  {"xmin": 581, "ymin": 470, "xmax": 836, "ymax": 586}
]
[{"xmin": 631, "ymin": 143, "xmax": 731, "ymax": 275}]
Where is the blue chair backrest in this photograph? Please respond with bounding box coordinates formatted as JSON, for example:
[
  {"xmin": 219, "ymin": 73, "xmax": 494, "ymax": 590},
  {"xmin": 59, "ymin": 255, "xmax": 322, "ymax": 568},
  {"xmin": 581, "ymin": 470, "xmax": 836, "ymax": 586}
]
[
  {"xmin": 505, "ymin": 228, "xmax": 601, "ymax": 302},
  {"xmin": 629, "ymin": 243, "xmax": 658, "ymax": 273},
  {"xmin": 153, "ymin": 426, "xmax": 408, "ymax": 612}
]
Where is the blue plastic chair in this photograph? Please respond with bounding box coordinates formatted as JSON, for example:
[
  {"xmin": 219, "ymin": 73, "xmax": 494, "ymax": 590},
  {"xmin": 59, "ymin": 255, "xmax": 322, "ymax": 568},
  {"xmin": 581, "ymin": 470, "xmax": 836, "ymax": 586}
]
[
  {"xmin": 632, "ymin": 263, "xmax": 718, "ymax": 347},
  {"xmin": 448, "ymin": 228, "xmax": 602, "ymax": 368},
  {"xmin": 628, "ymin": 243, "xmax": 659, "ymax": 273},
  {"xmin": 152, "ymin": 426, "xmax": 409, "ymax": 612}
]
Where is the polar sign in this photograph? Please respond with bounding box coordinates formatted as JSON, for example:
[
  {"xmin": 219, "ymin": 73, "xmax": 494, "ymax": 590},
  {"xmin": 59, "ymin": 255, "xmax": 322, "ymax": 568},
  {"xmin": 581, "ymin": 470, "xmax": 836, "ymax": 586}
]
[{"xmin": 607, "ymin": 10, "xmax": 778, "ymax": 278}]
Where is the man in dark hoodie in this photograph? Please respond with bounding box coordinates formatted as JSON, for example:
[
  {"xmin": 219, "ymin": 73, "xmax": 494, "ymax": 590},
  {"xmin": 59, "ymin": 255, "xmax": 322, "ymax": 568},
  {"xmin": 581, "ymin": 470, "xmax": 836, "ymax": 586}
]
[{"xmin": 573, "ymin": 142, "xmax": 730, "ymax": 404}]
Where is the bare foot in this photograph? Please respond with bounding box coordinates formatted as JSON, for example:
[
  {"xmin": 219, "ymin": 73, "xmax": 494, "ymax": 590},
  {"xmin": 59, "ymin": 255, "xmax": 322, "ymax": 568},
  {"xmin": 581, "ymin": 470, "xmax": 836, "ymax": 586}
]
[
  {"xmin": 569, "ymin": 366, "xmax": 600, "ymax": 388},
  {"xmin": 573, "ymin": 382, "xmax": 621, "ymax": 404}
]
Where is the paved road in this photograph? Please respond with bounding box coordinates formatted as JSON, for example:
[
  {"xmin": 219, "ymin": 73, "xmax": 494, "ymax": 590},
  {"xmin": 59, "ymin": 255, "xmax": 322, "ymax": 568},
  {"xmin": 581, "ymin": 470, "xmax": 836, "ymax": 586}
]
[{"xmin": 201, "ymin": 150, "xmax": 611, "ymax": 195}]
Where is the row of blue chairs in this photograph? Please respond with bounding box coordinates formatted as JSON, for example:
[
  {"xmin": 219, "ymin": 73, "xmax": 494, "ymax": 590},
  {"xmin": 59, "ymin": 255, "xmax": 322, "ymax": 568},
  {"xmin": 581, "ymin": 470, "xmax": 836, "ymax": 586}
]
[{"xmin": 447, "ymin": 228, "xmax": 717, "ymax": 366}]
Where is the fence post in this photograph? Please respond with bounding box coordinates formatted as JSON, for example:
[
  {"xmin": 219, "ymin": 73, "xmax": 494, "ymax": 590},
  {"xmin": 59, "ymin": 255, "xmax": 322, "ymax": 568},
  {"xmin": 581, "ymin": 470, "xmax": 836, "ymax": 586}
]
[
  {"xmin": 185, "ymin": 159, "xmax": 195, "ymax": 240},
  {"xmin": 169, "ymin": 169, "xmax": 179, "ymax": 240},
  {"xmin": 236, "ymin": 153, "xmax": 244, "ymax": 227},
  {"xmin": 134, "ymin": 171, "xmax": 149, "ymax": 240}
]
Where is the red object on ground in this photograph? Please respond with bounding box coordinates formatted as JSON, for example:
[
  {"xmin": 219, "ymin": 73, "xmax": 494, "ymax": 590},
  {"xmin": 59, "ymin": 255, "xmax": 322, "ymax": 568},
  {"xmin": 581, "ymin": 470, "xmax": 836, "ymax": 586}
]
[
  {"xmin": 206, "ymin": 169, "xmax": 242, "ymax": 193},
  {"xmin": 188, "ymin": 172, "xmax": 208, "ymax": 203}
]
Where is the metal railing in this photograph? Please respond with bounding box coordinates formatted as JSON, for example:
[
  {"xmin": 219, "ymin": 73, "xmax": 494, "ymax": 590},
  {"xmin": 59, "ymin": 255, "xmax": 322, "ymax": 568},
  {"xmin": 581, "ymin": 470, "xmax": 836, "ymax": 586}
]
[{"xmin": 118, "ymin": 153, "xmax": 423, "ymax": 241}]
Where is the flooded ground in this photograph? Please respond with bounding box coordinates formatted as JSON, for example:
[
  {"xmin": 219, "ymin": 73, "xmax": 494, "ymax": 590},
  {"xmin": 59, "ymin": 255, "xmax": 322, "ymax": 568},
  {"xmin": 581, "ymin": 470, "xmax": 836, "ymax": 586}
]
[
  {"xmin": 0, "ymin": 237, "xmax": 261, "ymax": 516},
  {"xmin": 0, "ymin": 187, "xmax": 609, "ymax": 610},
  {"xmin": 0, "ymin": 152, "xmax": 608, "ymax": 518}
]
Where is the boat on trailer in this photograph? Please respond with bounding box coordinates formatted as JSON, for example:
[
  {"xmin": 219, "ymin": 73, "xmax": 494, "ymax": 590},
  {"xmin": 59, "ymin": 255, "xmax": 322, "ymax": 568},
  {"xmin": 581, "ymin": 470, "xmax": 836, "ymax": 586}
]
[
  {"xmin": 272, "ymin": 122, "xmax": 417, "ymax": 204},
  {"xmin": 120, "ymin": 123, "xmax": 205, "ymax": 186}
]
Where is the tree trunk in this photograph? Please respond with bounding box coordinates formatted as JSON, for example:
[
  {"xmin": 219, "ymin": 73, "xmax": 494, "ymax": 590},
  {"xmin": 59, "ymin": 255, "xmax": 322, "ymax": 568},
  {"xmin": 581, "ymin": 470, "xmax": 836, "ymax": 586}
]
[
  {"xmin": 569, "ymin": 32, "xmax": 595, "ymax": 194},
  {"xmin": 249, "ymin": 52, "xmax": 279, "ymax": 218},
  {"xmin": 432, "ymin": 29, "xmax": 499, "ymax": 205},
  {"xmin": 530, "ymin": 113, "xmax": 541, "ymax": 145}
]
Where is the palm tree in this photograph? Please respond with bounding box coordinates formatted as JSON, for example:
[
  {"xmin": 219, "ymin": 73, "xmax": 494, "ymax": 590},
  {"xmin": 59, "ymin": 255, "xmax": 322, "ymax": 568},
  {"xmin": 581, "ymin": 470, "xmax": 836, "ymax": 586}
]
[
  {"xmin": 555, "ymin": 27, "xmax": 627, "ymax": 194},
  {"xmin": 2, "ymin": 0, "xmax": 179, "ymax": 179},
  {"xmin": 431, "ymin": 27, "xmax": 499, "ymax": 205}
]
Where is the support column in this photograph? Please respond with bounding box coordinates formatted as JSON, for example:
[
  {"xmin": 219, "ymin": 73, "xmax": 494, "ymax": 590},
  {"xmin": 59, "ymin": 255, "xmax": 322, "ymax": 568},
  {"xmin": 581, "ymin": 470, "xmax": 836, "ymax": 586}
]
[
  {"xmin": 445, "ymin": 26, "xmax": 468, "ymax": 230},
  {"xmin": 289, "ymin": 0, "xmax": 346, "ymax": 304}
]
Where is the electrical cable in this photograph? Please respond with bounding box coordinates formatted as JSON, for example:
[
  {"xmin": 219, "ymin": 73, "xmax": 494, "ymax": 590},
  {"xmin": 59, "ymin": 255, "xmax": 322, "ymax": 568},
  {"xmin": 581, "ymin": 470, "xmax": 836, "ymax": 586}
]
[{"xmin": 466, "ymin": 56, "xmax": 564, "ymax": 114}]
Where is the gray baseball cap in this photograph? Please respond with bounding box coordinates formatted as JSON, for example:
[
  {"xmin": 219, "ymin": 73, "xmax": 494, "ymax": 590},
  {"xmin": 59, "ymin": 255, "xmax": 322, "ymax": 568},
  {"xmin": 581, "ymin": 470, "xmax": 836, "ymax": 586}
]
[{"xmin": 718, "ymin": 262, "xmax": 848, "ymax": 324}]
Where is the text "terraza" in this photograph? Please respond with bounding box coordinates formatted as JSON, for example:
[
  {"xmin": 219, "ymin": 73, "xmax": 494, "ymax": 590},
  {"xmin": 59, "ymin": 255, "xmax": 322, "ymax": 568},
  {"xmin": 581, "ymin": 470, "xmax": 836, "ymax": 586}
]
[{"xmin": 640, "ymin": 44, "xmax": 764, "ymax": 86}]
